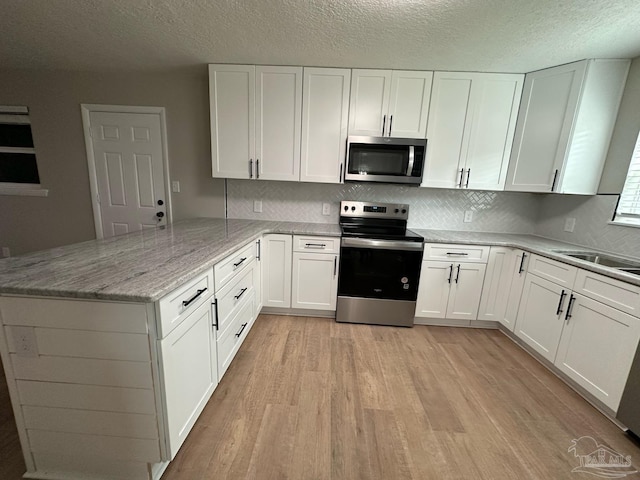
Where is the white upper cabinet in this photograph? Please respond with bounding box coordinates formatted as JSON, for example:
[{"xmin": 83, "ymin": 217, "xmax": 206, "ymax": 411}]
[
  {"xmin": 348, "ymin": 69, "xmax": 433, "ymax": 138},
  {"xmin": 300, "ymin": 68, "xmax": 351, "ymax": 184},
  {"xmin": 209, "ymin": 64, "xmax": 303, "ymax": 181},
  {"xmin": 423, "ymin": 72, "xmax": 523, "ymax": 190},
  {"xmin": 505, "ymin": 59, "xmax": 630, "ymax": 194}
]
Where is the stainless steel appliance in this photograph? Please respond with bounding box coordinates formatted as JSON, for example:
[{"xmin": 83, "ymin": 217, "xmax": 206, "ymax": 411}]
[
  {"xmin": 617, "ymin": 344, "xmax": 640, "ymax": 437},
  {"xmin": 345, "ymin": 136, "xmax": 427, "ymax": 185},
  {"xmin": 336, "ymin": 201, "xmax": 424, "ymax": 327}
]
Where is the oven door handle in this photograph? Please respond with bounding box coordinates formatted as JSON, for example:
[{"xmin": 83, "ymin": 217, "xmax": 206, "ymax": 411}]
[{"xmin": 341, "ymin": 237, "xmax": 424, "ymax": 251}]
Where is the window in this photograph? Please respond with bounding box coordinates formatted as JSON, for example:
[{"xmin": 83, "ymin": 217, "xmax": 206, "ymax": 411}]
[
  {"xmin": 614, "ymin": 130, "xmax": 640, "ymax": 226},
  {"xmin": 0, "ymin": 106, "xmax": 47, "ymax": 196}
]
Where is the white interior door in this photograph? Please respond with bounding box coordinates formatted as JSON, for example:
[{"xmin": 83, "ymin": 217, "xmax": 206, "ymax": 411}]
[{"xmin": 87, "ymin": 110, "xmax": 168, "ymax": 238}]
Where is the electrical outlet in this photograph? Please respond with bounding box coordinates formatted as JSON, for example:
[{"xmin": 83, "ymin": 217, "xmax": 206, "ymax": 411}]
[
  {"xmin": 1, "ymin": 246, "xmax": 9, "ymax": 257},
  {"xmin": 171, "ymin": 181, "xmax": 180, "ymax": 193},
  {"xmin": 464, "ymin": 210, "xmax": 473, "ymax": 223},
  {"xmin": 11, "ymin": 326, "xmax": 38, "ymax": 357},
  {"xmin": 253, "ymin": 200, "xmax": 263, "ymax": 213},
  {"xmin": 322, "ymin": 203, "xmax": 331, "ymax": 216},
  {"xmin": 564, "ymin": 217, "xmax": 576, "ymax": 232}
]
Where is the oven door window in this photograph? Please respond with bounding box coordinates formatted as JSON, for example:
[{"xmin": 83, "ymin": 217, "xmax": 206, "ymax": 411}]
[
  {"xmin": 338, "ymin": 246, "xmax": 423, "ymax": 301},
  {"xmin": 348, "ymin": 144, "xmax": 412, "ymax": 176}
]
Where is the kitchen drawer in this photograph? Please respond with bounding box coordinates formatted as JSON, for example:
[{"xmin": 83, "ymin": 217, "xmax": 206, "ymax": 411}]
[
  {"xmin": 528, "ymin": 254, "xmax": 577, "ymax": 288},
  {"xmin": 217, "ymin": 293, "xmax": 254, "ymax": 379},
  {"xmin": 293, "ymin": 235, "xmax": 340, "ymax": 254},
  {"xmin": 423, "ymin": 244, "xmax": 490, "ymax": 263},
  {"xmin": 573, "ymin": 269, "xmax": 640, "ymax": 316},
  {"xmin": 214, "ymin": 242, "xmax": 256, "ymax": 291},
  {"xmin": 215, "ymin": 262, "xmax": 255, "ymax": 335},
  {"xmin": 158, "ymin": 269, "xmax": 214, "ymax": 338}
]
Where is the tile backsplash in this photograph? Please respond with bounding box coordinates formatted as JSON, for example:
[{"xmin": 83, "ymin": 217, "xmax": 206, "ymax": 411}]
[
  {"xmin": 535, "ymin": 194, "xmax": 640, "ymax": 258},
  {"xmin": 227, "ymin": 180, "xmax": 541, "ymax": 233}
]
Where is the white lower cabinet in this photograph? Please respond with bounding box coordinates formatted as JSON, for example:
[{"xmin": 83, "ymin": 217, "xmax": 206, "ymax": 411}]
[
  {"xmin": 160, "ymin": 299, "xmax": 217, "ymax": 459},
  {"xmin": 262, "ymin": 234, "xmax": 293, "ymax": 308},
  {"xmin": 291, "ymin": 252, "xmax": 339, "ymax": 310},
  {"xmin": 554, "ymin": 293, "xmax": 640, "ymax": 411},
  {"xmin": 415, "ymin": 260, "xmax": 486, "ymax": 320}
]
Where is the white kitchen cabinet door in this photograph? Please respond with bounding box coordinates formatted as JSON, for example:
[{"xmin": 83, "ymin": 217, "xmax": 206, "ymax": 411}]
[
  {"xmin": 415, "ymin": 261, "xmax": 453, "ymax": 319},
  {"xmin": 505, "ymin": 59, "xmax": 629, "ymax": 194},
  {"xmin": 446, "ymin": 262, "xmax": 487, "ymax": 320},
  {"xmin": 348, "ymin": 69, "xmax": 392, "ymax": 136},
  {"xmin": 463, "ymin": 74, "xmax": 523, "ymax": 190},
  {"xmin": 262, "ymin": 234, "xmax": 292, "ymax": 308},
  {"xmin": 515, "ymin": 273, "xmax": 568, "ymax": 362},
  {"xmin": 300, "ymin": 68, "xmax": 350, "ymax": 184},
  {"xmin": 502, "ymin": 250, "xmax": 528, "ymax": 331},
  {"xmin": 291, "ymin": 252, "xmax": 339, "ymax": 310},
  {"xmin": 555, "ymin": 293, "xmax": 640, "ymax": 411},
  {"xmin": 160, "ymin": 300, "xmax": 217, "ymax": 459},
  {"xmin": 255, "ymin": 66, "xmax": 302, "ymax": 181},
  {"xmin": 209, "ymin": 64, "xmax": 255, "ymax": 179},
  {"xmin": 423, "ymin": 73, "xmax": 473, "ymax": 188},
  {"xmin": 387, "ymin": 70, "xmax": 433, "ymax": 138},
  {"xmin": 477, "ymin": 247, "xmax": 513, "ymax": 322}
]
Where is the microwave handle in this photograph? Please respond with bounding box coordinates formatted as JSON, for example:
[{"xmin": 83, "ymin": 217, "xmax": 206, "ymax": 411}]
[{"xmin": 406, "ymin": 146, "xmax": 415, "ymax": 176}]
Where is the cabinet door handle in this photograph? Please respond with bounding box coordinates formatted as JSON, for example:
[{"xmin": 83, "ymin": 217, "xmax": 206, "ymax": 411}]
[
  {"xmin": 233, "ymin": 257, "xmax": 247, "ymax": 269},
  {"xmin": 235, "ymin": 322, "xmax": 248, "ymax": 337},
  {"xmin": 388, "ymin": 115, "xmax": 393, "ymax": 136},
  {"xmin": 455, "ymin": 264, "xmax": 461, "ymax": 284},
  {"xmin": 305, "ymin": 243, "xmax": 326, "ymax": 249},
  {"xmin": 457, "ymin": 168, "xmax": 464, "ymax": 187},
  {"xmin": 182, "ymin": 288, "xmax": 207, "ymax": 307},
  {"xmin": 556, "ymin": 290, "xmax": 566, "ymax": 315},
  {"xmin": 339, "ymin": 163, "xmax": 343, "ymax": 183},
  {"xmin": 211, "ymin": 299, "xmax": 219, "ymax": 330},
  {"xmin": 256, "ymin": 159, "xmax": 260, "ymax": 179},
  {"xmin": 518, "ymin": 252, "xmax": 527, "ymax": 274},
  {"xmin": 465, "ymin": 168, "xmax": 471, "ymax": 188},
  {"xmin": 551, "ymin": 169, "xmax": 559, "ymax": 192},
  {"xmin": 256, "ymin": 239, "xmax": 261, "ymax": 260},
  {"xmin": 234, "ymin": 287, "xmax": 248, "ymax": 300},
  {"xmin": 382, "ymin": 115, "xmax": 386, "ymax": 136},
  {"xmin": 565, "ymin": 294, "xmax": 576, "ymax": 321},
  {"xmin": 447, "ymin": 264, "xmax": 454, "ymax": 284},
  {"xmin": 249, "ymin": 159, "xmax": 253, "ymax": 179},
  {"xmin": 334, "ymin": 256, "xmax": 337, "ymax": 277}
]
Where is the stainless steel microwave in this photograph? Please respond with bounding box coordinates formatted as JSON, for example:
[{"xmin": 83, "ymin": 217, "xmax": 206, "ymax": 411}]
[{"xmin": 345, "ymin": 136, "xmax": 427, "ymax": 185}]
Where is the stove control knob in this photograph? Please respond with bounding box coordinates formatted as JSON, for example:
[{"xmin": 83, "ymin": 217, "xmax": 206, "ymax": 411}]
[
  {"xmin": 401, "ymin": 209, "xmax": 407, "ymax": 214},
  {"xmin": 351, "ymin": 206, "xmax": 356, "ymax": 211},
  {"xmin": 344, "ymin": 205, "xmax": 348, "ymax": 211},
  {"xmin": 394, "ymin": 208, "xmax": 399, "ymax": 213}
]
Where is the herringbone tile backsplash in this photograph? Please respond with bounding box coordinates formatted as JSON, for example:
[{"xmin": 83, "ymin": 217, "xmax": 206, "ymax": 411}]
[{"xmin": 226, "ymin": 180, "xmax": 540, "ymax": 233}]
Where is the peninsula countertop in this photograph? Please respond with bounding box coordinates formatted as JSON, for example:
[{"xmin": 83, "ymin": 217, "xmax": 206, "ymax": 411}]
[{"xmin": 1, "ymin": 219, "xmax": 639, "ymax": 302}]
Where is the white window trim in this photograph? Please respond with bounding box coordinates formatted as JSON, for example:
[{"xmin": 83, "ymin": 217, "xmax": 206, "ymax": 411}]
[{"xmin": 612, "ymin": 129, "xmax": 640, "ymax": 227}]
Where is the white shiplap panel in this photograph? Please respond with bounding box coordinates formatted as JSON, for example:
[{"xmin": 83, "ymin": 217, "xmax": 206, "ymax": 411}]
[
  {"xmin": 17, "ymin": 380, "xmax": 156, "ymax": 414},
  {"xmin": 28, "ymin": 429, "xmax": 161, "ymax": 462},
  {"xmin": 22, "ymin": 406, "xmax": 159, "ymax": 439},
  {"xmin": 11, "ymin": 354, "xmax": 153, "ymax": 388},
  {"xmin": 0, "ymin": 296, "xmax": 148, "ymax": 333},
  {"xmin": 5, "ymin": 327, "xmax": 151, "ymax": 361}
]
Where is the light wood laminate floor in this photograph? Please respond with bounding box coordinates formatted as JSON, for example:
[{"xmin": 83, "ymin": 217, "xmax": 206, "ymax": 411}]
[{"xmin": 2, "ymin": 314, "xmax": 640, "ymax": 479}]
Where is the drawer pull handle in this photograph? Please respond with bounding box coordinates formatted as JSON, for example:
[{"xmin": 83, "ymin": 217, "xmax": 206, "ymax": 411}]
[
  {"xmin": 233, "ymin": 257, "xmax": 247, "ymax": 268},
  {"xmin": 182, "ymin": 288, "xmax": 207, "ymax": 307},
  {"xmin": 556, "ymin": 290, "xmax": 566, "ymax": 315},
  {"xmin": 565, "ymin": 294, "xmax": 576, "ymax": 321},
  {"xmin": 305, "ymin": 243, "xmax": 326, "ymax": 249},
  {"xmin": 234, "ymin": 287, "xmax": 248, "ymax": 300},
  {"xmin": 446, "ymin": 252, "xmax": 468, "ymax": 256},
  {"xmin": 518, "ymin": 252, "xmax": 527, "ymax": 274},
  {"xmin": 235, "ymin": 322, "xmax": 248, "ymax": 337}
]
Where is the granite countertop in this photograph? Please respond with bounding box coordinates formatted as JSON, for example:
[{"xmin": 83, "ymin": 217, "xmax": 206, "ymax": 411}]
[
  {"xmin": 1, "ymin": 220, "xmax": 639, "ymax": 303},
  {"xmin": 0, "ymin": 218, "xmax": 341, "ymax": 302},
  {"xmin": 414, "ymin": 229, "xmax": 640, "ymax": 287}
]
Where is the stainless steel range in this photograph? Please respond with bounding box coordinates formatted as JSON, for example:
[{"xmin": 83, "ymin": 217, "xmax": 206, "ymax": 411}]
[{"xmin": 336, "ymin": 201, "xmax": 424, "ymax": 327}]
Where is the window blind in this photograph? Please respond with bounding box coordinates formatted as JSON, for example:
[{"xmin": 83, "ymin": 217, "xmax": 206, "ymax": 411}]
[{"xmin": 615, "ymin": 130, "xmax": 640, "ymax": 225}]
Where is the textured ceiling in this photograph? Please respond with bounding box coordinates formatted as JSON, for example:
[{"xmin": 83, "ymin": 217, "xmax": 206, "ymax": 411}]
[{"xmin": 2, "ymin": 0, "xmax": 640, "ymax": 73}]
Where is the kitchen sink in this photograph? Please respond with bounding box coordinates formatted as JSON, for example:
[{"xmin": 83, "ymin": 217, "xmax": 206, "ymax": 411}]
[{"xmin": 552, "ymin": 250, "xmax": 640, "ymax": 269}]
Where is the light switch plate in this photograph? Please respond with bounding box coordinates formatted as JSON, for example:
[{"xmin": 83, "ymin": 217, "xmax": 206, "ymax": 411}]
[
  {"xmin": 171, "ymin": 181, "xmax": 180, "ymax": 193},
  {"xmin": 564, "ymin": 217, "xmax": 576, "ymax": 232},
  {"xmin": 322, "ymin": 203, "xmax": 331, "ymax": 216},
  {"xmin": 254, "ymin": 200, "xmax": 263, "ymax": 213},
  {"xmin": 464, "ymin": 210, "xmax": 473, "ymax": 223}
]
